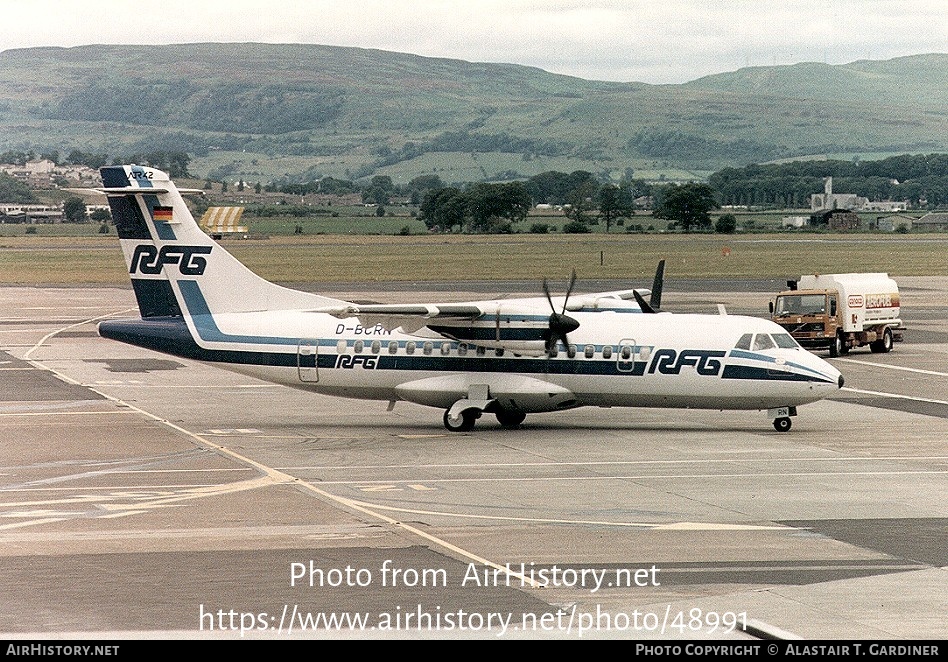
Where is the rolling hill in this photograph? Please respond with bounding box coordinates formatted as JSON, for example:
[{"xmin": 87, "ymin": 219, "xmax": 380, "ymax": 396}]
[{"xmin": 0, "ymin": 43, "xmax": 946, "ymax": 184}]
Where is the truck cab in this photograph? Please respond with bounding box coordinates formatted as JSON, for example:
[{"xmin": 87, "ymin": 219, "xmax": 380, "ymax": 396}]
[{"xmin": 771, "ymin": 289, "xmax": 845, "ymax": 355}]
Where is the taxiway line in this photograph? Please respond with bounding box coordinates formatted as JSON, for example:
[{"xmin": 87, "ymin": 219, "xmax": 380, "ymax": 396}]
[
  {"xmin": 842, "ymin": 386, "xmax": 948, "ymax": 406},
  {"xmin": 341, "ymin": 498, "xmax": 790, "ymax": 530},
  {"xmin": 311, "ymin": 469, "xmax": 948, "ymax": 486},
  {"xmin": 20, "ymin": 314, "xmax": 548, "ymax": 590},
  {"xmin": 835, "ymin": 358, "xmax": 948, "ymax": 378},
  {"xmin": 280, "ymin": 455, "xmax": 948, "ymax": 472}
]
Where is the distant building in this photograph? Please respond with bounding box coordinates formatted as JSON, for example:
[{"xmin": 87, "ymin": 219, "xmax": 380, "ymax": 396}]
[
  {"xmin": 811, "ymin": 208, "xmax": 860, "ymax": 230},
  {"xmin": 782, "ymin": 216, "xmax": 809, "ymax": 228},
  {"xmin": 913, "ymin": 212, "xmax": 948, "ymax": 232},
  {"xmin": 0, "ymin": 160, "xmax": 99, "ymax": 188},
  {"xmin": 0, "ymin": 203, "xmax": 62, "ymax": 222},
  {"xmin": 810, "ymin": 177, "xmax": 868, "ymax": 212},
  {"xmin": 863, "ymin": 200, "xmax": 910, "ymax": 212},
  {"xmin": 634, "ymin": 195, "xmax": 653, "ymax": 210},
  {"xmin": 877, "ymin": 214, "xmax": 917, "ymax": 232}
]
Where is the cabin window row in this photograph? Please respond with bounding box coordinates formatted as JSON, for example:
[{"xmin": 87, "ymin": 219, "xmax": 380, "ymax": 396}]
[
  {"xmin": 335, "ymin": 339, "xmax": 494, "ymax": 356},
  {"xmin": 333, "ymin": 340, "xmax": 645, "ymax": 360}
]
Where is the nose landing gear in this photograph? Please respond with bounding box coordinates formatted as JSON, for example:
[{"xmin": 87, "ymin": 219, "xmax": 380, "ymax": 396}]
[{"xmin": 768, "ymin": 406, "xmax": 797, "ymax": 433}]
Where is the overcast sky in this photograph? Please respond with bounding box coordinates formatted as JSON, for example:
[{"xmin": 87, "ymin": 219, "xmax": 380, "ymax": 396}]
[{"xmin": 2, "ymin": 0, "xmax": 947, "ymax": 84}]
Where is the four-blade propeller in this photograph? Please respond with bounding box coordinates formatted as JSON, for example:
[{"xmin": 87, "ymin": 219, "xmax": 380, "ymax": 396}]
[{"xmin": 542, "ymin": 269, "xmax": 581, "ymax": 355}]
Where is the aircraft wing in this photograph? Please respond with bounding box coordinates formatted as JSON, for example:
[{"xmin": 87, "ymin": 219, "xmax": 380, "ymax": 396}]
[
  {"xmin": 312, "ymin": 287, "xmax": 652, "ymax": 352},
  {"xmin": 312, "ymin": 286, "xmax": 650, "ymax": 324}
]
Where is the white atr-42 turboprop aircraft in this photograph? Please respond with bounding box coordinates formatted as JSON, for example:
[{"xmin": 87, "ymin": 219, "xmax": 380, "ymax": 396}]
[{"xmin": 89, "ymin": 165, "xmax": 844, "ymax": 432}]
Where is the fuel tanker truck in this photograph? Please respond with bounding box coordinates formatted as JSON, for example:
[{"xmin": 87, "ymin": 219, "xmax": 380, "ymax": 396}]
[{"xmin": 770, "ymin": 273, "xmax": 905, "ymax": 357}]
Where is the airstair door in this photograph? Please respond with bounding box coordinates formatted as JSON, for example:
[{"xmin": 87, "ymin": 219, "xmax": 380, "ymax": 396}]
[{"xmin": 298, "ymin": 340, "xmax": 319, "ymax": 383}]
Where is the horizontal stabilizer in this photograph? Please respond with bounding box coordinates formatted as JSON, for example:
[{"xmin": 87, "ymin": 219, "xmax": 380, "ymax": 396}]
[{"xmin": 66, "ymin": 187, "xmax": 205, "ymax": 196}]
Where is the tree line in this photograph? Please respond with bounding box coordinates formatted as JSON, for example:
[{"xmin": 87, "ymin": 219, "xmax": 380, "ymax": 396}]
[
  {"xmin": 271, "ymin": 167, "xmax": 722, "ymax": 234},
  {"xmin": 710, "ymin": 153, "xmax": 948, "ymax": 208},
  {"xmin": 416, "ymin": 170, "xmax": 693, "ymax": 233}
]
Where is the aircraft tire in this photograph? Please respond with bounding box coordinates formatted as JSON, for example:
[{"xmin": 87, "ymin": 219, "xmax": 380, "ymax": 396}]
[
  {"xmin": 496, "ymin": 410, "xmax": 526, "ymax": 428},
  {"xmin": 773, "ymin": 417, "xmax": 792, "ymax": 433},
  {"xmin": 444, "ymin": 409, "xmax": 477, "ymax": 432}
]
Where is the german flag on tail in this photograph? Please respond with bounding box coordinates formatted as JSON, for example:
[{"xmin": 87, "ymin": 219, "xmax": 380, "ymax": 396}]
[{"xmin": 153, "ymin": 206, "xmax": 173, "ymax": 222}]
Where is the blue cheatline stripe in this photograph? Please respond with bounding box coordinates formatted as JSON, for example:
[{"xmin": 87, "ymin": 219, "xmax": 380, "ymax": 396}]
[
  {"xmin": 98, "ymin": 318, "xmax": 297, "ymax": 367},
  {"xmin": 177, "ymin": 280, "xmax": 300, "ymax": 346},
  {"xmin": 729, "ymin": 348, "xmax": 832, "ymax": 382},
  {"xmin": 722, "ymin": 365, "xmax": 824, "ymax": 383}
]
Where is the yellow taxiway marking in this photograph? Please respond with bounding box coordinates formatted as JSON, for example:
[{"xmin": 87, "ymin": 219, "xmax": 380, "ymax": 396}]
[
  {"xmin": 22, "ymin": 316, "xmax": 544, "ymax": 589},
  {"xmin": 356, "ymin": 484, "xmax": 436, "ymax": 492}
]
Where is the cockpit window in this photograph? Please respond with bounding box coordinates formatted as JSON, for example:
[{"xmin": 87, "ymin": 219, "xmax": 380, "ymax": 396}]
[
  {"xmin": 735, "ymin": 333, "xmax": 752, "ymax": 350},
  {"xmin": 752, "ymin": 334, "xmax": 776, "ymax": 351},
  {"xmin": 772, "ymin": 333, "xmax": 799, "ymax": 349}
]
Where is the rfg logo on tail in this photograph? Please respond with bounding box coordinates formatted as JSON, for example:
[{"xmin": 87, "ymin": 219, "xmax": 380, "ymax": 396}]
[{"xmin": 130, "ymin": 244, "xmax": 212, "ymax": 275}]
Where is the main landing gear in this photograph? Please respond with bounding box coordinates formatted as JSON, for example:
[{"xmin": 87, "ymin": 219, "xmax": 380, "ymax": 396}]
[
  {"xmin": 443, "ymin": 407, "xmax": 527, "ymax": 431},
  {"xmin": 443, "ymin": 408, "xmax": 479, "ymax": 432}
]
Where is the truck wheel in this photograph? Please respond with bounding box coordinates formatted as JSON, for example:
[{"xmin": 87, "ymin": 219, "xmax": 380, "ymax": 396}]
[
  {"xmin": 870, "ymin": 328, "xmax": 893, "ymax": 354},
  {"xmin": 829, "ymin": 333, "xmax": 842, "ymax": 357}
]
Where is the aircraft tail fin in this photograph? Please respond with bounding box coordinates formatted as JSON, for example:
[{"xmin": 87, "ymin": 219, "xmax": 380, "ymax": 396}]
[{"xmin": 98, "ymin": 165, "xmax": 346, "ymax": 319}]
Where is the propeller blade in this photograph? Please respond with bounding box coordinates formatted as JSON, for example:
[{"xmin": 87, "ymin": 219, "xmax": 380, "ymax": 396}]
[
  {"xmin": 633, "ymin": 289, "xmax": 657, "ymax": 314},
  {"xmin": 543, "ymin": 278, "xmax": 555, "ymax": 311},
  {"xmin": 495, "ymin": 308, "xmax": 501, "ymax": 342},
  {"xmin": 561, "ymin": 269, "xmax": 577, "ymax": 313},
  {"xmin": 650, "ymin": 260, "xmax": 665, "ymax": 310}
]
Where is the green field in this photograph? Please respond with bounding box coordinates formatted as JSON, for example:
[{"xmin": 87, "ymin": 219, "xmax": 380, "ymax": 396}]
[{"xmin": 2, "ymin": 232, "xmax": 946, "ymax": 286}]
